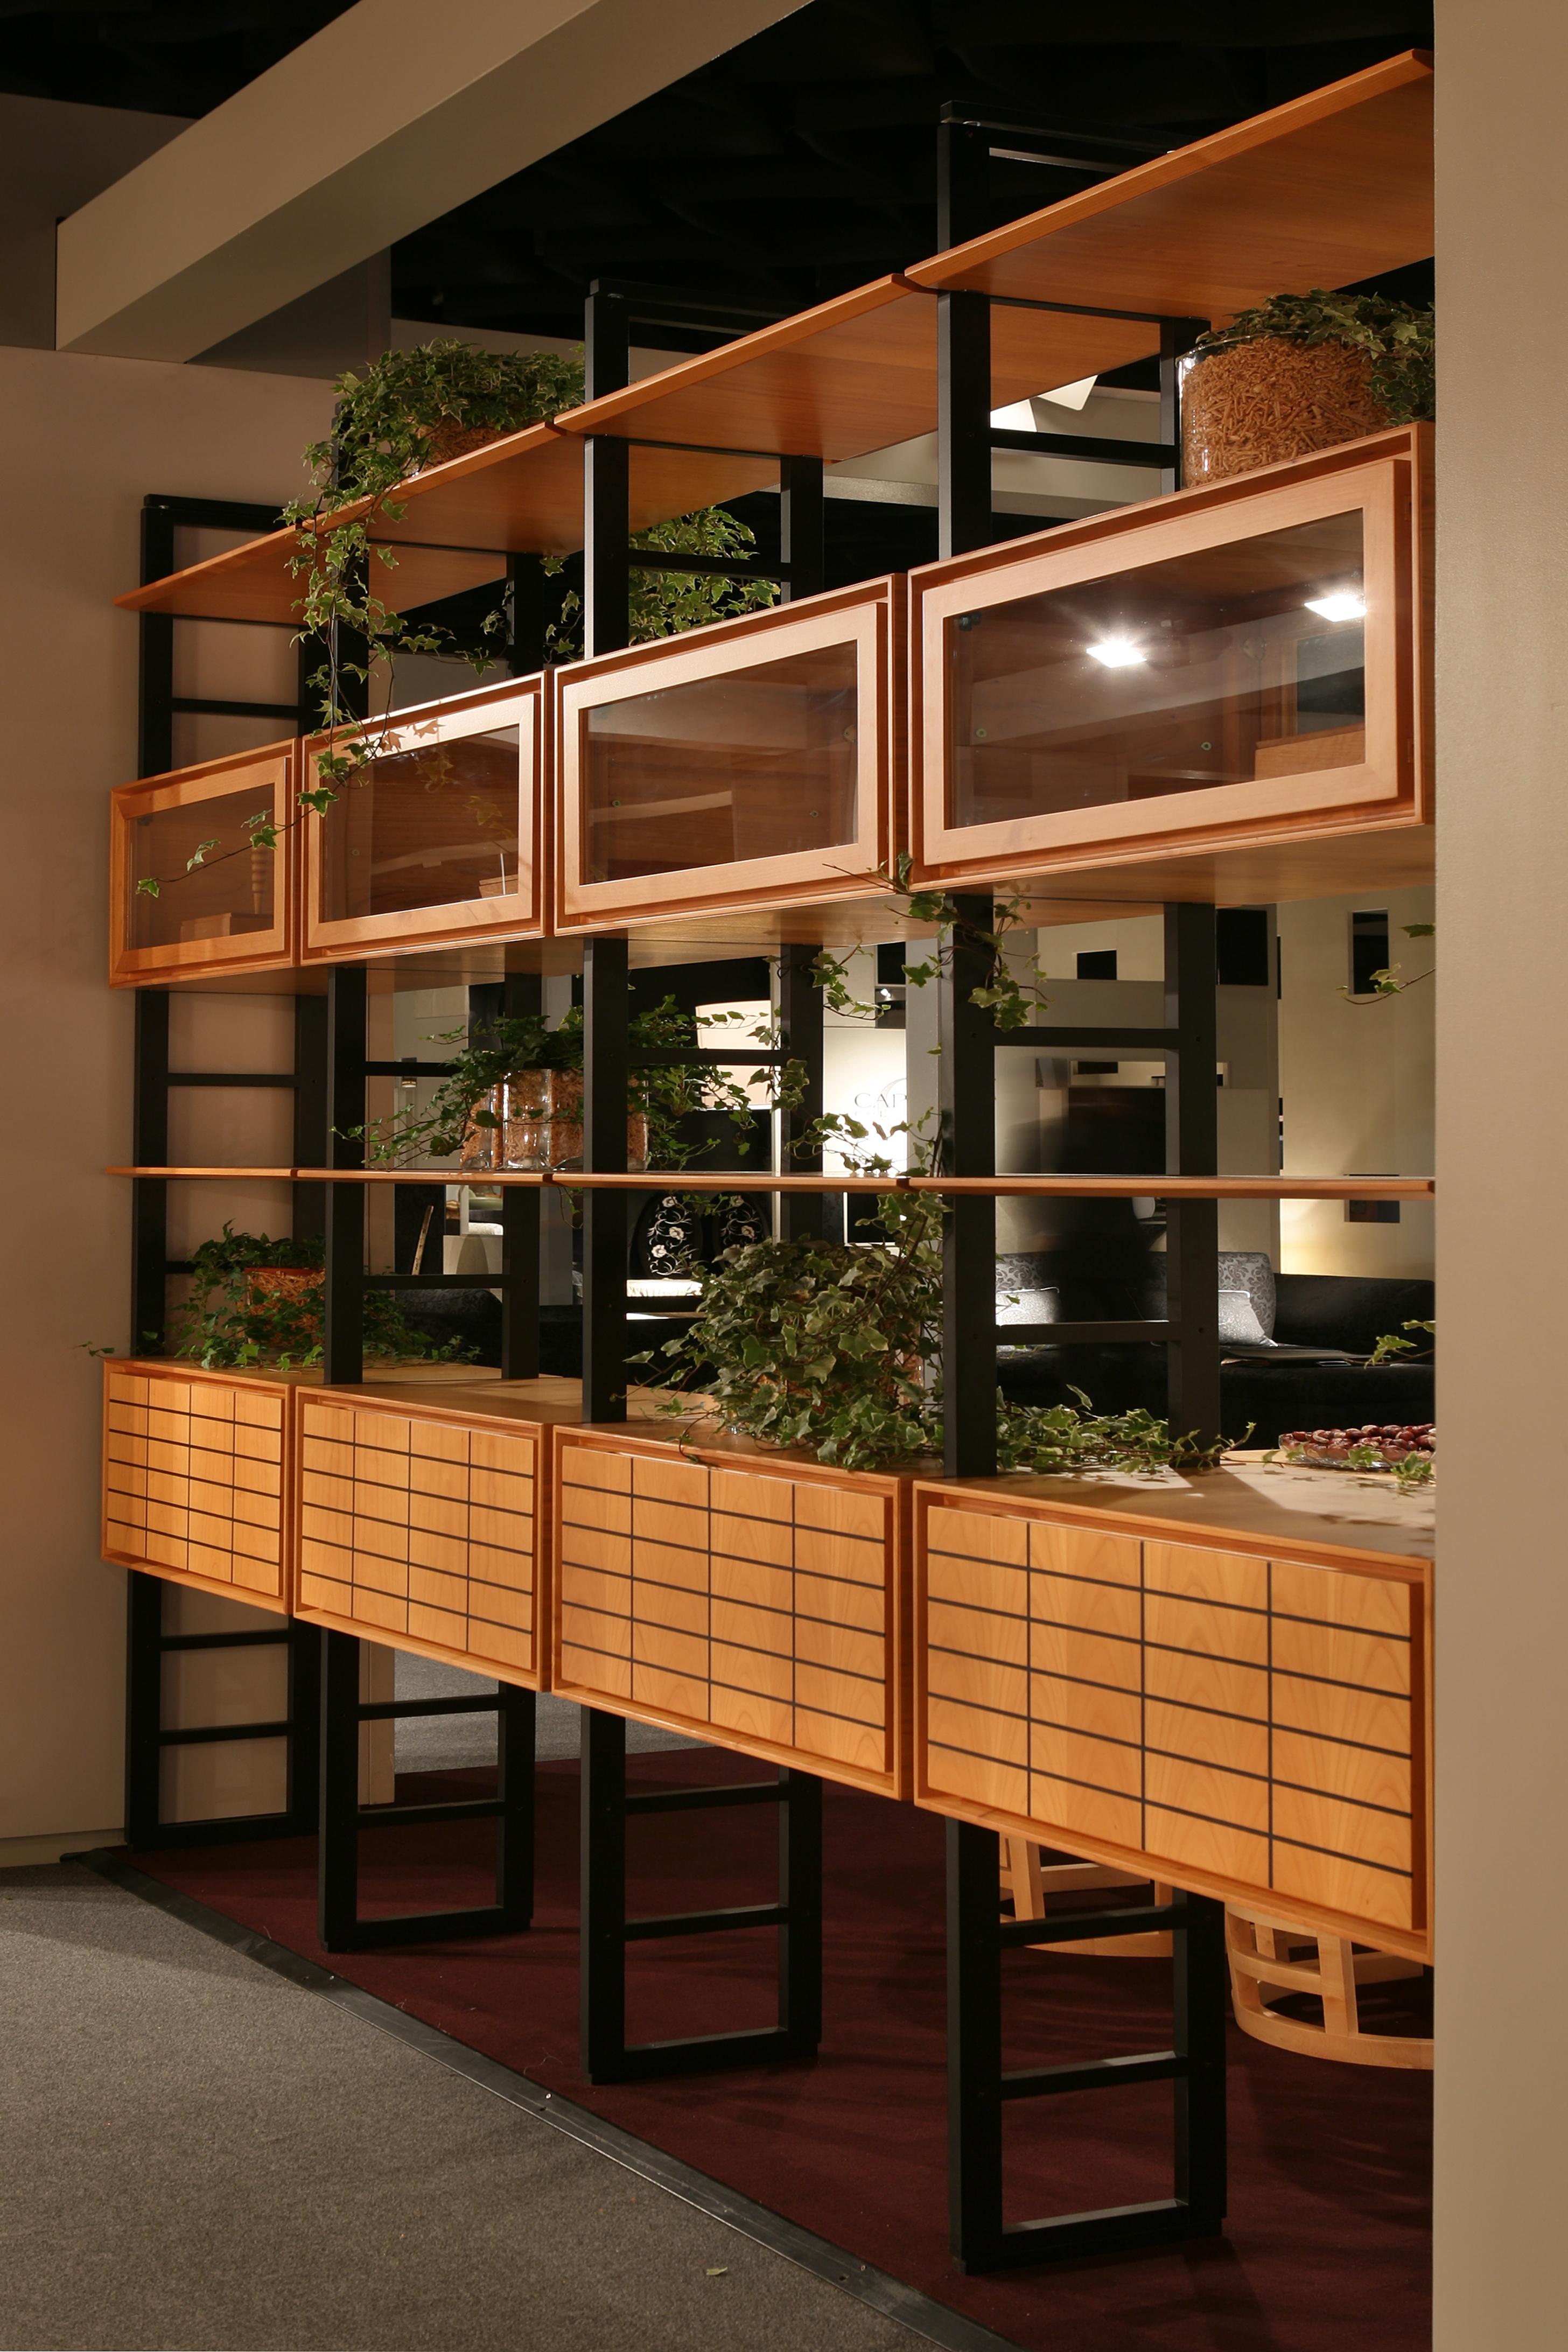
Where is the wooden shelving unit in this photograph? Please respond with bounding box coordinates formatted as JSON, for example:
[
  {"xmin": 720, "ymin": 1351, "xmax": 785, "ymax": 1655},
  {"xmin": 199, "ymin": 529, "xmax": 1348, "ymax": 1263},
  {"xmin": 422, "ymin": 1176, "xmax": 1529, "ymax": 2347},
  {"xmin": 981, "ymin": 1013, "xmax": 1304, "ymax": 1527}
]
[{"xmin": 100, "ymin": 45, "xmax": 1438, "ymax": 2274}]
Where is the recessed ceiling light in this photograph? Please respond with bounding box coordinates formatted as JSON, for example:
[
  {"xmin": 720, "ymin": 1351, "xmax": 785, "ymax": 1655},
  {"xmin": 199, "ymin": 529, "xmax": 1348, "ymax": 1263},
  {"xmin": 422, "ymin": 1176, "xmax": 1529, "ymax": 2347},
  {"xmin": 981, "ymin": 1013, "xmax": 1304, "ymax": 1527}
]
[
  {"xmin": 1088, "ymin": 638, "xmax": 1146, "ymax": 668},
  {"xmin": 1304, "ymin": 591, "xmax": 1366, "ymax": 622}
]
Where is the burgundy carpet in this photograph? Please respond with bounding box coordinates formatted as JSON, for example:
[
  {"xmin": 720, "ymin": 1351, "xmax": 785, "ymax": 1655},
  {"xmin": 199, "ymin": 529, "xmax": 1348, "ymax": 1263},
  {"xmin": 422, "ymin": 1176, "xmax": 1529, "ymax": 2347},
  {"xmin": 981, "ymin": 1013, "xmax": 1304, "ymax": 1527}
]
[{"xmin": 132, "ymin": 1754, "xmax": 1431, "ymax": 2351}]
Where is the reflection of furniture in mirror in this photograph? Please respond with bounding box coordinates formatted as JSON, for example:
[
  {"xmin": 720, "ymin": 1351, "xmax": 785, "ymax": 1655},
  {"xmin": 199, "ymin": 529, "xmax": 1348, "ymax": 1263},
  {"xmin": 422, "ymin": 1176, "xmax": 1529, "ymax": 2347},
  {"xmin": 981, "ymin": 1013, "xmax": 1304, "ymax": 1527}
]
[
  {"xmin": 110, "ymin": 741, "xmax": 296, "ymax": 985},
  {"xmin": 555, "ymin": 578, "xmax": 902, "ymax": 929},
  {"xmin": 909, "ymin": 427, "xmax": 1430, "ymax": 889},
  {"xmin": 302, "ymin": 676, "xmax": 545, "ymax": 960}
]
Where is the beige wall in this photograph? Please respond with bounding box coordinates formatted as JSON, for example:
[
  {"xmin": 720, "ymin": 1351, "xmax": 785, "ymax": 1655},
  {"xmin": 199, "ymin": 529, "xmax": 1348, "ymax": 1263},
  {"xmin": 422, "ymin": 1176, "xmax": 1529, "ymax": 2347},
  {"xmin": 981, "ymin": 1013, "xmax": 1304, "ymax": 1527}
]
[
  {"xmin": 1433, "ymin": 4, "xmax": 1568, "ymax": 2342},
  {"xmin": 1278, "ymin": 884, "xmax": 1436, "ymax": 1278},
  {"xmin": 0, "ymin": 345, "xmax": 330, "ymax": 1852}
]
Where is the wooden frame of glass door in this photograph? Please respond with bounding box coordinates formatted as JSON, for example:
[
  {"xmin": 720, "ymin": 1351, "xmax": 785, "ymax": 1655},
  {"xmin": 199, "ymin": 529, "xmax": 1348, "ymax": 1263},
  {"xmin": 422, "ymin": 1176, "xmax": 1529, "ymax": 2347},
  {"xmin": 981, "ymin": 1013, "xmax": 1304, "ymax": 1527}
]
[
  {"xmin": 908, "ymin": 426, "xmax": 1432, "ymax": 890},
  {"xmin": 554, "ymin": 578, "xmax": 904, "ymax": 932},
  {"xmin": 109, "ymin": 740, "xmax": 297, "ymax": 986},
  {"xmin": 301, "ymin": 674, "xmax": 547, "ymax": 961}
]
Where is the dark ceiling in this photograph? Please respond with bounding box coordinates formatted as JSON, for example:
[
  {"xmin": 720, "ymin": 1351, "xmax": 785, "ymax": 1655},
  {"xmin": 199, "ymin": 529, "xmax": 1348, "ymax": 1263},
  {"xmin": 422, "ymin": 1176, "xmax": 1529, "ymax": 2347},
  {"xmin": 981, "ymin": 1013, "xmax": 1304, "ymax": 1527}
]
[{"xmin": 7, "ymin": 3, "xmax": 1434, "ymax": 340}]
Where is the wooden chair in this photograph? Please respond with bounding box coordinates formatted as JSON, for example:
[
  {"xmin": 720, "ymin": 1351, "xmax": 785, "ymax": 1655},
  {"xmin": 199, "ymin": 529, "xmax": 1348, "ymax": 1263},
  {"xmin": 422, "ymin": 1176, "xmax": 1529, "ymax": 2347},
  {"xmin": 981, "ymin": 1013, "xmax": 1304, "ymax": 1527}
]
[
  {"xmin": 1001, "ymin": 1839, "xmax": 1173, "ymax": 1957},
  {"xmin": 1225, "ymin": 1902, "xmax": 1432, "ymax": 2069}
]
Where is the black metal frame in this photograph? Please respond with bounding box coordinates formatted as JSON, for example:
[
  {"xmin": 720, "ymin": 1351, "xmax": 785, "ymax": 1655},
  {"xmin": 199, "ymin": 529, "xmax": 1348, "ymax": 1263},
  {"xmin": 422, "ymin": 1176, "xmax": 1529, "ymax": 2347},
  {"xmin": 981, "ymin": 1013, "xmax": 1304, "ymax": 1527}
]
[
  {"xmin": 946, "ymin": 1822, "xmax": 1227, "ymax": 2272},
  {"xmin": 317, "ymin": 1628, "xmax": 536, "ymax": 1951},
  {"xmin": 579, "ymin": 1707, "xmax": 822, "ymax": 2083}
]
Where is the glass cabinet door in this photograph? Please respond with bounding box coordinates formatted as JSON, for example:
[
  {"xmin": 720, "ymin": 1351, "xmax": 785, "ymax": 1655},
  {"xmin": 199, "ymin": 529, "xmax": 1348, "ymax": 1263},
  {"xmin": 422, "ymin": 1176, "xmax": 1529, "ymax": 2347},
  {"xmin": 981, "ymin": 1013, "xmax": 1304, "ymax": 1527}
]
[
  {"xmin": 912, "ymin": 432, "xmax": 1427, "ymax": 885},
  {"xmin": 110, "ymin": 744, "xmax": 295, "ymax": 985},
  {"xmin": 556, "ymin": 582, "xmax": 899, "ymax": 929},
  {"xmin": 303, "ymin": 680, "xmax": 543, "ymax": 957}
]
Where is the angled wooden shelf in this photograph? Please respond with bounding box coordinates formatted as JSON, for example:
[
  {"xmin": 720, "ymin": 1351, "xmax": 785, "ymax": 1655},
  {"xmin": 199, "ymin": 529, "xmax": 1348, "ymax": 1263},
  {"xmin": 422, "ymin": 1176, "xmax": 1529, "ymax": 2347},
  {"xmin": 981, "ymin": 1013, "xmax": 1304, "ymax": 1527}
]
[
  {"xmin": 909, "ymin": 51, "xmax": 1433, "ymax": 319},
  {"xmin": 113, "ymin": 54, "xmax": 1432, "ymax": 630}
]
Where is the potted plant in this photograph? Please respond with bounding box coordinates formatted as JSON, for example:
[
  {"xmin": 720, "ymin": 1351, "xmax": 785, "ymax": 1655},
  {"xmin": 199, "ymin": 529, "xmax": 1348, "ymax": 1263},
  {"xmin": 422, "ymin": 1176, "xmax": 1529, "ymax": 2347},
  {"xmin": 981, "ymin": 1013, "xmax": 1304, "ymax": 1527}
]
[
  {"xmin": 166, "ymin": 1226, "xmax": 475, "ymax": 1371},
  {"xmin": 1178, "ymin": 289, "xmax": 1434, "ymax": 485}
]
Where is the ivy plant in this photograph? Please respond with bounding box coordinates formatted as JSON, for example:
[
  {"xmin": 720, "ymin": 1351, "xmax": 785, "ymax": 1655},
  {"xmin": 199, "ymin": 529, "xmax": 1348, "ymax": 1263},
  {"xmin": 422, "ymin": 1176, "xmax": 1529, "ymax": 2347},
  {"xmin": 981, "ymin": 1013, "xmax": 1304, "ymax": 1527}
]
[
  {"xmin": 350, "ymin": 998, "xmax": 807, "ymax": 1177},
  {"xmin": 812, "ymin": 856, "xmax": 1050, "ymax": 1037},
  {"xmin": 1188, "ymin": 290, "xmax": 1435, "ymax": 424},
  {"xmin": 137, "ymin": 340, "xmax": 776, "ymax": 905},
  {"xmin": 166, "ymin": 1225, "xmax": 474, "ymax": 1371}
]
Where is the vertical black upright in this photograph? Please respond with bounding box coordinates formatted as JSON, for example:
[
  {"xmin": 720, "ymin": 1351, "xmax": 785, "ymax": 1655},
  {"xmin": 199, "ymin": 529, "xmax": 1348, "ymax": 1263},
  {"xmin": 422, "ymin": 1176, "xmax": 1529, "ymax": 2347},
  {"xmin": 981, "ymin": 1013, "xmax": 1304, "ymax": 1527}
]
[
  {"xmin": 317, "ymin": 1626, "xmax": 536, "ymax": 1951},
  {"xmin": 1163, "ymin": 903, "xmax": 1222, "ymax": 1447},
  {"xmin": 939, "ymin": 899, "xmax": 998, "ymax": 1479},
  {"xmin": 582, "ymin": 935, "xmax": 630, "ymax": 1424},
  {"xmin": 579, "ymin": 1705, "xmax": 823, "ymax": 2084},
  {"xmin": 777, "ymin": 943, "xmax": 825, "ymax": 1242},
  {"xmin": 947, "ymin": 1819, "xmax": 1227, "ymax": 2270},
  {"xmin": 292, "ymin": 993, "xmax": 328, "ymax": 1248},
  {"xmin": 779, "ymin": 456, "xmax": 826, "ymax": 603},
  {"xmin": 323, "ymin": 965, "xmax": 367, "ymax": 1388},
  {"xmin": 130, "ymin": 990, "xmax": 170, "ymax": 1355},
  {"xmin": 584, "ymin": 283, "xmax": 632, "ymax": 660},
  {"xmin": 936, "ymin": 113, "xmax": 993, "ymax": 564},
  {"xmin": 501, "ymin": 969, "xmax": 543, "ymax": 1380}
]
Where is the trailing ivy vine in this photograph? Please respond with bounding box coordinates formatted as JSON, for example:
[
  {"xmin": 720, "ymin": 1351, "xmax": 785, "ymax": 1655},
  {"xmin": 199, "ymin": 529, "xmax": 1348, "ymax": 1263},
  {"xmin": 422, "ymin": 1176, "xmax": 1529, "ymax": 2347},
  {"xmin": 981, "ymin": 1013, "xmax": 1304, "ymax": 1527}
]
[{"xmin": 166, "ymin": 1225, "xmax": 474, "ymax": 1371}]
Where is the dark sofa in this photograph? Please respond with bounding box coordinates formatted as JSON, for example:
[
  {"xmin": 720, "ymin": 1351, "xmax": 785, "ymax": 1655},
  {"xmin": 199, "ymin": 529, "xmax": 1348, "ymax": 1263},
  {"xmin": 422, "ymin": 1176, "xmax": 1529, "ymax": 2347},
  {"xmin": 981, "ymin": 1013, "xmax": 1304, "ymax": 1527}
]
[
  {"xmin": 402, "ymin": 1270, "xmax": 1433, "ymax": 1453},
  {"xmin": 995, "ymin": 1257, "xmax": 1434, "ymax": 1447}
]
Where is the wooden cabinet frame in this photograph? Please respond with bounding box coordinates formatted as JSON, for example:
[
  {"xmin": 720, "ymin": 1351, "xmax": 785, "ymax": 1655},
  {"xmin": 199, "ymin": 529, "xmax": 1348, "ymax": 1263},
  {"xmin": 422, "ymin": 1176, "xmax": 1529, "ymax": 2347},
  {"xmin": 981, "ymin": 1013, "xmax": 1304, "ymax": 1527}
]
[
  {"xmin": 551, "ymin": 1425, "xmax": 915, "ymax": 1796},
  {"xmin": 908, "ymin": 427, "xmax": 1432, "ymax": 889},
  {"xmin": 102, "ymin": 1360, "xmax": 293, "ymax": 1612},
  {"xmin": 912, "ymin": 1479, "xmax": 1434, "ymax": 1961},
  {"xmin": 110, "ymin": 742, "xmax": 297, "ymax": 986},
  {"xmin": 302, "ymin": 675, "xmax": 548, "ymax": 961},
  {"xmin": 554, "ymin": 579, "xmax": 904, "ymax": 932}
]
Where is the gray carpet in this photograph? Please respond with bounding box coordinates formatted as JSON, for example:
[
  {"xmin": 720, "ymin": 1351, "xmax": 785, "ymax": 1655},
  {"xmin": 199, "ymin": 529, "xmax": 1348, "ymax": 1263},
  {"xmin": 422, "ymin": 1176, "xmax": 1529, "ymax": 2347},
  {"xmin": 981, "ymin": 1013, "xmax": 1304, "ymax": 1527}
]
[
  {"xmin": 393, "ymin": 1653, "xmax": 707, "ymax": 1771},
  {"xmin": 0, "ymin": 1864, "xmax": 914, "ymax": 2352}
]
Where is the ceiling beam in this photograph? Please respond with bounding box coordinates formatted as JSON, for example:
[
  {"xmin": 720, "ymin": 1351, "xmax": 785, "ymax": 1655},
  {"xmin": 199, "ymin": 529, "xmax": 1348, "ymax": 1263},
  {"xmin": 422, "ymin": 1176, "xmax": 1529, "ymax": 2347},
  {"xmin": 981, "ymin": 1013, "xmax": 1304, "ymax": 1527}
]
[{"xmin": 55, "ymin": 0, "xmax": 807, "ymax": 362}]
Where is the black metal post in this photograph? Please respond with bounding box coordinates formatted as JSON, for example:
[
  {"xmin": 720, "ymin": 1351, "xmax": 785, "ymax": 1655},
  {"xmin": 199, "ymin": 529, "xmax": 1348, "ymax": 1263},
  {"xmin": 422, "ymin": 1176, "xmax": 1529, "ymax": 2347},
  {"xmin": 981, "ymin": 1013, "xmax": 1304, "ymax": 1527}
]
[
  {"xmin": 582, "ymin": 935, "xmax": 629, "ymax": 1423},
  {"xmin": 324, "ymin": 965, "xmax": 366, "ymax": 1387},
  {"xmin": 138, "ymin": 500, "xmax": 176, "ymax": 780},
  {"xmin": 777, "ymin": 944, "xmax": 824, "ymax": 1242},
  {"xmin": 123, "ymin": 1571, "xmax": 165, "ymax": 1849},
  {"xmin": 780, "ymin": 454, "xmax": 826, "ymax": 602},
  {"xmin": 940, "ymin": 897, "xmax": 998, "ymax": 1478},
  {"xmin": 946, "ymin": 1819, "xmax": 1227, "ymax": 2270},
  {"xmin": 507, "ymin": 550, "xmax": 549, "ymax": 677},
  {"xmin": 292, "ymin": 992, "xmax": 328, "ymax": 1248},
  {"xmin": 579, "ymin": 1703, "xmax": 823, "ymax": 2083},
  {"xmin": 936, "ymin": 116, "xmax": 994, "ymax": 563},
  {"xmin": 584, "ymin": 284, "xmax": 632, "ymax": 659},
  {"xmin": 502, "ymin": 969, "xmax": 542, "ymax": 1379},
  {"xmin": 130, "ymin": 990, "xmax": 170, "ymax": 1354},
  {"xmin": 1164, "ymin": 903, "xmax": 1221, "ymax": 1448},
  {"xmin": 318, "ymin": 1626, "xmax": 536, "ymax": 1951}
]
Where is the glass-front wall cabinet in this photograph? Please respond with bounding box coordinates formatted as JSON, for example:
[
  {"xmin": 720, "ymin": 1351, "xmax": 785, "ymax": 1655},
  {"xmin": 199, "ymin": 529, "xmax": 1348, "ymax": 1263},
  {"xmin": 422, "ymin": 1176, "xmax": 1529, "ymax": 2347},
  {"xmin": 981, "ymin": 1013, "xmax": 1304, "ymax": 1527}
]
[
  {"xmin": 909, "ymin": 428, "xmax": 1430, "ymax": 885},
  {"xmin": 555, "ymin": 579, "xmax": 901, "ymax": 929},
  {"xmin": 303, "ymin": 677, "xmax": 544, "ymax": 959},
  {"xmin": 110, "ymin": 743, "xmax": 295, "ymax": 985}
]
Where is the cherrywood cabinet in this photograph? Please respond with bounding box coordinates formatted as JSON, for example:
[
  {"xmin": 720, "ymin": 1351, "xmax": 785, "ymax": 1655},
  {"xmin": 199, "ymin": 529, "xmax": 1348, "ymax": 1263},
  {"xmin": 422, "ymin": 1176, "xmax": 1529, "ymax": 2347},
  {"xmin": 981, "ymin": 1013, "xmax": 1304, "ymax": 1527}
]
[
  {"xmin": 103, "ymin": 1361, "xmax": 293, "ymax": 1611},
  {"xmin": 908, "ymin": 428, "xmax": 1432, "ymax": 892},
  {"xmin": 554, "ymin": 579, "xmax": 903, "ymax": 932},
  {"xmin": 302, "ymin": 675, "xmax": 547, "ymax": 961},
  {"xmin": 913, "ymin": 1462, "xmax": 1434, "ymax": 1959},
  {"xmin": 110, "ymin": 743, "xmax": 296, "ymax": 986},
  {"xmin": 552, "ymin": 1424, "xmax": 915, "ymax": 1796}
]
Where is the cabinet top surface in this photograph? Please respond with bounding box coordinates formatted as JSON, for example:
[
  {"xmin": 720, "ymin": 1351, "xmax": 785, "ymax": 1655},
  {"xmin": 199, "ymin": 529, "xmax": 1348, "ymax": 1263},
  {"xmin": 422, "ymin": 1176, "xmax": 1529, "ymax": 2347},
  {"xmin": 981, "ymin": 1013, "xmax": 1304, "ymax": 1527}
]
[{"xmin": 922, "ymin": 1452, "xmax": 1434, "ymax": 1566}]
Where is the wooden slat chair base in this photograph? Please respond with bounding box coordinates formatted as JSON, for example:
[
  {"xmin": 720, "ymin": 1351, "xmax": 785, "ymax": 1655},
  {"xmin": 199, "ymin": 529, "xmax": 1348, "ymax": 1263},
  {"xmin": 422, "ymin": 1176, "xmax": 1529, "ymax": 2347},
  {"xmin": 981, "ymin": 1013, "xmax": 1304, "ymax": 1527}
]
[
  {"xmin": 1226, "ymin": 1902, "xmax": 1432, "ymax": 2070},
  {"xmin": 1001, "ymin": 1839, "xmax": 1174, "ymax": 1958}
]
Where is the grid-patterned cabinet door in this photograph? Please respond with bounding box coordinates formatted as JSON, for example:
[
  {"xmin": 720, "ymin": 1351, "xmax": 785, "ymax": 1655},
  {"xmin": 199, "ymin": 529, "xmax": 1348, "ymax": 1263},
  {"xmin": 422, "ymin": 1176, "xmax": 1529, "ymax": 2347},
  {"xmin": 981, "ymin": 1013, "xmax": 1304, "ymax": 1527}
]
[
  {"xmin": 915, "ymin": 1491, "xmax": 1431, "ymax": 1960},
  {"xmin": 291, "ymin": 1396, "xmax": 545, "ymax": 1688},
  {"xmin": 551, "ymin": 1430, "xmax": 910, "ymax": 1797},
  {"xmin": 102, "ymin": 1362, "xmax": 289, "ymax": 1612}
]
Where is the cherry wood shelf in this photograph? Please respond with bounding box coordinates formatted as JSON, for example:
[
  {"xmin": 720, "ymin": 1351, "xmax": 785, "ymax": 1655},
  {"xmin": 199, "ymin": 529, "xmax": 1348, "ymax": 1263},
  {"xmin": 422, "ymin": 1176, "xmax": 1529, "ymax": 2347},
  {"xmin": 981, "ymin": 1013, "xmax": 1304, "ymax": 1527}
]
[
  {"xmin": 104, "ymin": 1166, "xmax": 1433, "ymax": 1201},
  {"xmin": 113, "ymin": 54, "xmax": 1432, "ymax": 628}
]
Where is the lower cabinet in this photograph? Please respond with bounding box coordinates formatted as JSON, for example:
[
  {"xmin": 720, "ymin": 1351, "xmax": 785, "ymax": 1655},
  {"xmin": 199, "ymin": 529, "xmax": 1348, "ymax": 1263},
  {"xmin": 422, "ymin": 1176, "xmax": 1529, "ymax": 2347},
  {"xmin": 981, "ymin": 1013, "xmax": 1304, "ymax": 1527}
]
[
  {"xmin": 290, "ymin": 1382, "xmax": 580, "ymax": 1688},
  {"xmin": 102, "ymin": 1361, "xmax": 291, "ymax": 1612},
  {"xmin": 913, "ymin": 1480, "xmax": 1433, "ymax": 1960},
  {"xmin": 551, "ymin": 1427, "xmax": 913, "ymax": 1797}
]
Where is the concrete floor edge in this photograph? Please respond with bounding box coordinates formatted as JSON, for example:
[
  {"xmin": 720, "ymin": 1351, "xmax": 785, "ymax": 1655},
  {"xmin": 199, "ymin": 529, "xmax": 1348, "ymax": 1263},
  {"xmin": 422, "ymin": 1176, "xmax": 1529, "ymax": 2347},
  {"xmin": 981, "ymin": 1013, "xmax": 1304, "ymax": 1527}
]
[{"xmin": 78, "ymin": 1848, "xmax": 1023, "ymax": 2352}]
